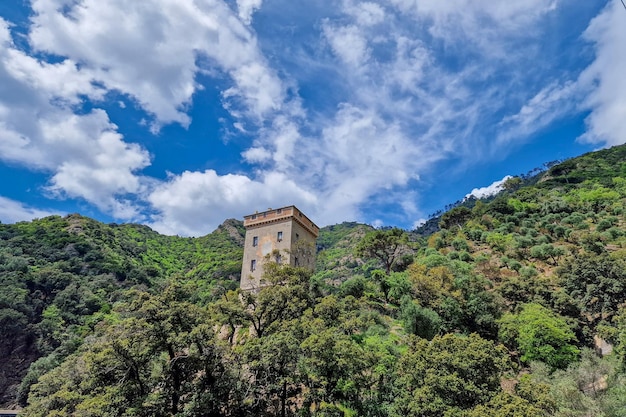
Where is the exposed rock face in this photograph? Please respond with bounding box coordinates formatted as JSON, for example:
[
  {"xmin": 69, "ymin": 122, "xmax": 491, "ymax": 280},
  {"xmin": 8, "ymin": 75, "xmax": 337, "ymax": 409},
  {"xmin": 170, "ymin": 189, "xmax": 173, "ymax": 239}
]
[
  {"xmin": 594, "ymin": 335, "xmax": 614, "ymax": 357},
  {"xmin": 217, "ymin": 219, "xmax": 245, "ymax": 246},
  {"xmin": 66, "ymin": 213, "xmax": 85, "ymax": 235}
]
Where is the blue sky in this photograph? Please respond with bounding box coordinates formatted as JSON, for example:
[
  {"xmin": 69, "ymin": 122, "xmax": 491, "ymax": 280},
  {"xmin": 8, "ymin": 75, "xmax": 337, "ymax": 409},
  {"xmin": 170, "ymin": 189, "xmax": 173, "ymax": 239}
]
[{"xmin": 0, "ymin": 0, "xmax": 624, "ymax": 236}]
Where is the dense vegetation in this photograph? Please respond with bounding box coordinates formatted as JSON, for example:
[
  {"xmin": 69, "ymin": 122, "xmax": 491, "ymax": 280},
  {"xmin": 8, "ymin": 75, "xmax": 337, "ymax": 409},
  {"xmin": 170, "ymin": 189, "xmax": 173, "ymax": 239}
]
[
  {"xmin": 4, "ymin": 144, "xmax": 626, "ymax": 415},
  {"xmin": 0, "ymin": 215, "xmax": 243, "ymax": 406}
]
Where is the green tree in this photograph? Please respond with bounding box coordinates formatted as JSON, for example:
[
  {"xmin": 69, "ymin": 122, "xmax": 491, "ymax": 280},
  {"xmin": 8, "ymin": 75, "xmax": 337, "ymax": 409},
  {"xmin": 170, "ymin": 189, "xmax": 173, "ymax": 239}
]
[
  {"xmin": 355, "ymin": 228, "xmax": 410, "ymax": 274},
  {"xmin": 499, "ymin": 303, "xmax": 579, "ymax": 369},
  {"xmin": 529, "ymin": 244, "xmax": 566, "ymax": 265},
  {"xmin": 392, "ymin": 333, "xmax": 509, "ymax": 417},
  {"xmin": 503, "ymin": 176, "xmax": 523, "ymax": 192},
  {"xmin": 238, "ymin": 324, "xmax": 302, "ymax": 417},
  {"xmin": 210, "ymin": 289, "xmax": 246, "ymax": 344},
  {"xmin": 558, "ymin": 253, "xmax": 626, "ymax": 324},
  {"xmin": 400, "ymin": 298, "xmax": 442, "ymax": 340},
  {"xmin": 464, "ymin": 392, "xmax": 549, "ymax": 417},
  {"xmin": 439, "ymin": 206, "xmax": 473, "ymax": 230},
  {"xmin": 486, "ymin": 232, "xmax": 514, "ymax": 253},
  {"xmin": 23, "ymin": 284, "xmax": 240, "ymax": 417},
  {"xmin": 240, "ymin": 263, "xmax": 312, "ymax": 337}
]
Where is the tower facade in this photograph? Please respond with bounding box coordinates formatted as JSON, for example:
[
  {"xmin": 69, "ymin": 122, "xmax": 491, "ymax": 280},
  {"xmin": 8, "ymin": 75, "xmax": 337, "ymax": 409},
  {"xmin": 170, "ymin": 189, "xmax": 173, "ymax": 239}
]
[{"xmin": 240, "ymin": 206, "xmax": 319, "ymax": 291}]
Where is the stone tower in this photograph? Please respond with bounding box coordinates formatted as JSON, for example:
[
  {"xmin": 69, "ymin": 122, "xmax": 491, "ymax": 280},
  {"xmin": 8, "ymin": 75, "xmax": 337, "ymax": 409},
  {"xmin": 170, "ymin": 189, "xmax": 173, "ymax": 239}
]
[{"xmin": 240, "ymin": 206, "xmax": 319, "ymax": 291}]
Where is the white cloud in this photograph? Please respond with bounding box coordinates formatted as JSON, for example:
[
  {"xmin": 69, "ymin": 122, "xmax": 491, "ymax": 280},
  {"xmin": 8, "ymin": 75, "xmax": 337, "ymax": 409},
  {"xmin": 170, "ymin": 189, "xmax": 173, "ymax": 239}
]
[
  {"xmin": 242, "ymin": 147, "xmax": 272, "ymax": 163},
  {"xmin": 28, "ymin": 0, "xmax": 286, "ymax": 127},
  {"xmin": 465, "ymin": 175, "xmax": 512, "ymax": 200},
  {"xmin": 412, "ymin": 218, "xmax": 427, "ymax": 229},
  {"xmin": 237, "ymin": 0, "xmax": 582, "ymax": 230},
  {"xmin": 323, "ymin": 23, "xmax": 371, "ymax": 68},
  {"xmin": 0, "ymin": 1, "xmax": 296, "ymax": 231},
  {"xmin": 0, "ymin": 19, "xmax": 150, "ymax": 219},
  {"xmin": 577, "ymin": 1, "xmax": 626, "ymax": 147},
  {"xmin": 237, "ymin": 0, "xmax": 263, "ymax": 25},
  {"xmin": 43, "ymin": 111, "xmax": 151, "ymax": 217},
  {"xmin": 343, "ymin": 1, "xmax": 386, "ymax": 26},
  {"xmin": 498, "ymin": 81, "xmax": 579, "ymax": 144},
  {"xmin": 0, "ymin": 1, "xmax": 615, "ymax": 236},
  {"xmin": 0, "ymin": 196, "xmax": 60, "ymax": 224},
  {"xmin": 388, "ymin": 0, "xmax": 559, "ymax": 57},
  {"xmin": 371, "ymin": 219, "xmax": 384, "ymax": 228},
  {"xmin": 147, "ymin": 170, "xmax": 317, "ymax": 236},
  {"xmin": 386, "ymin": 36, "xmax": 431, "ymax": 93},
  {"xmin": 279, "ymin": 104, "xmax": 446, "ymax": 226},
  {"xmin": 225, "ymin": 60, "xmax": 287, "ymax": 118}
]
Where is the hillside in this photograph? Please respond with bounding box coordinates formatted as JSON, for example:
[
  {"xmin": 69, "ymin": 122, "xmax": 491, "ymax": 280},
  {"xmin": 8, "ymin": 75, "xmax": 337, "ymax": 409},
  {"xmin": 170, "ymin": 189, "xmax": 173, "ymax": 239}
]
[
  {"xmin": 0, "ymin": 215, "xmax": 244, "ymax": 406},
  {"xmin": 4, "ymin": 144, "xmax": 626, "ymax": 415}
]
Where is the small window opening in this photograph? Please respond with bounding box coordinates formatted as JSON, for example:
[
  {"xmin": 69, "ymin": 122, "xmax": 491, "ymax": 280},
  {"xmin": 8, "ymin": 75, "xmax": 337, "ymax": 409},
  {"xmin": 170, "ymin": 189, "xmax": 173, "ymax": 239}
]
[
  {"xmin": 251, "ymin": 259, "xmax": 257, "ymax": 271},
  {"xmin": 277, "ymin": 231, "xmax": 283, "ymax": 241},
  {"xmin": 252, "ymin": 236, "xmax": 258, "ymax": 246}
]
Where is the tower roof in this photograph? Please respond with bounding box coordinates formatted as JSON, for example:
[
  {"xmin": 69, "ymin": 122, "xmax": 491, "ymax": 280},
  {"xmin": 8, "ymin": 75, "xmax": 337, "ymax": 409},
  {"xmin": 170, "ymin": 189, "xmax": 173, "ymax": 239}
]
[{"xmin": 243, "ymin": 205, "xmax": 319, "ymax": 238}]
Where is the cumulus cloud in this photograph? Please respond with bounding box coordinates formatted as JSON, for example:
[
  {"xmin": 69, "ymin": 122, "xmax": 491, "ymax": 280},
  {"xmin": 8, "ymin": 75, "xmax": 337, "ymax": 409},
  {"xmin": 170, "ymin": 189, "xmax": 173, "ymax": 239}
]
[
  {"xmin": 370, "ymin": 219, "xmax": 385, "ymax": 228},
  {"xmin": 147, "ymin": 170, "xmax": 317, "ymax": 236},
  {"xmin": 283, "ymin": 0, "xmax": 564, "ymax": 225},
  {"xmin": 323, "ymin": 23, "xmax": 371, "ymax": 68},
  {"xmin": 237, "ymin": 0, "xmax": 263, "ymax": 25},
  {"xmin": 344, "ymin": 1, "xmax": 386, "ymax": 26},
  {"xmin": 412, "ymin": 218, "xmax": 427, "ymax": 229},
  {"xmin": 465, "ymin": 176, "xmax": 512, "ymax": 200},
  {"xmin": 577, "ymin": 1, "xmax": 626, "ymax": 147},
  {"xmin": 0, "ymin": 196, "xmax": 60, "ymax": 224},
  {"xmin": 43, "ymin": 112, "xmax": 151, "ymax": 217},
  {"xmin": 308, "ymin": 105, "xmax": 433, "ymax": 220},
  {"xmin": 1, "ymin": 1, "xmax": 299, "ymax": 232},
  {"xmin": 0, "ymin": 18, "xmax": 150, "ymax": 218},
  {"xmin": 28, "ymin": 0, "xmax": 286, "ymax": 127}
]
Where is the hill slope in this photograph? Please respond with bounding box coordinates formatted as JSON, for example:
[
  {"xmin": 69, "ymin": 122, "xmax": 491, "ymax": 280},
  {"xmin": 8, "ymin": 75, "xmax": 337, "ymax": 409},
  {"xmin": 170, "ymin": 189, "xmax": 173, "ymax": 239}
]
[
  {"xmin": 5, "ymin": 144, "xmax": 626, "ymax": 415},
  {"xmin": 0, "ymin": 214, "xmax": 244, "ymax": 405}
]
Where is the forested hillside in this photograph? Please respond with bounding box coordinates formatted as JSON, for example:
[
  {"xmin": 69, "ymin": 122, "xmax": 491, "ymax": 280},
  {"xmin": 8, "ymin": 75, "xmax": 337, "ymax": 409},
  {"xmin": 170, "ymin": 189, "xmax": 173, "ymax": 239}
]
[
  {"xmin": 0, "ymin": 215, "xmax": 244, "ymax": 406},
  {"xmin": 4, "ymin": 145, "xmax": 626, "ymax": 415}
]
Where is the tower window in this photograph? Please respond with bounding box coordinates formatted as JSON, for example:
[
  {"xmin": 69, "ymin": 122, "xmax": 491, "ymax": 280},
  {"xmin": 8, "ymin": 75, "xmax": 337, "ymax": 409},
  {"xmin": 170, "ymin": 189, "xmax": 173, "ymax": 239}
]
[
  {"xmin": 275, "ymin": 253, "xmax": 282, "ymax": 263},
  {"xmin": 251, "ymin": 259, "xmax": 256, "ymax": 271},
  {"xmin": 252, "ymin": 236, "xmax": 258, "ymax": 246},
  {"xmin": 277, "ymin": 231, "xmax": 283, "ymax": 241}
]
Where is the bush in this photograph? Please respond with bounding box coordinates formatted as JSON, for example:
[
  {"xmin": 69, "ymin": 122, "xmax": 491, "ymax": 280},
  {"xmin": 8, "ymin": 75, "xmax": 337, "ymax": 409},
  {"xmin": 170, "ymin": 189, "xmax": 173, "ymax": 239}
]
[
  {"xmin": 459, "ymin": 251, "xmax": 473, "ymax": 262},
  {"xmin": 452, "ymin": 238, "xmax": 470, "ymax": 252},
  {"xmin": 604, "ymin": 227, "xmax": 623, "ymax": 240},
  {"xmin": 520, "ymin": 266, "xmax": 538, "ymax": 279},
  {"xmin": 597, "ymin": 217, "xmax": 617, "ymax": 232},
  {"xmin": 341, "ymin": 276, "xmax": 370, "ymax": 298},
  {"xmin": 465, "ymin": 229, "xmax": 484, "ymax": 241}
]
